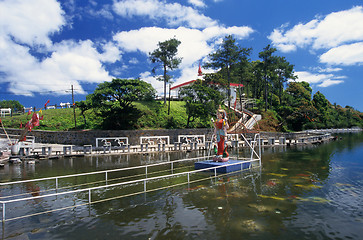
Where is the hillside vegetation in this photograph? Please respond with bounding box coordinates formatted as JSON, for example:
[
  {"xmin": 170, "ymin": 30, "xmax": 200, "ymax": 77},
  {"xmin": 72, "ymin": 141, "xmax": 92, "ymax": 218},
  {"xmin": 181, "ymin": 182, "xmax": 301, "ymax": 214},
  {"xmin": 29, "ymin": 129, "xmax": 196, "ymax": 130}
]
[
  {"xmin": 0, "ymin": 101, "xmax": 214, "ymax": 131},
  {"xmin": 1, "ymin": 95, "xmax": 362, "ymax": 132}
]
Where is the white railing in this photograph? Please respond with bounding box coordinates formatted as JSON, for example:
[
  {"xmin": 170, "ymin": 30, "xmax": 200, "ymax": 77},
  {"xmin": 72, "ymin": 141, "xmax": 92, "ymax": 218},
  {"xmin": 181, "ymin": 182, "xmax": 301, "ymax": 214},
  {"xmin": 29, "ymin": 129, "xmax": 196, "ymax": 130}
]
[
  {"xmin": 0, "ymin": 156, "xmax": 261, "ymax": 222},
  {"xmin": 95, "ymin": 137, "xmax": 129, "ymax": 147},
  {"xmin": 178, "ymin": 135, "xmax": 205, "ymax": 144},
  {"xmin": 0, "ymin": 108, "xmax": 11, "ymax": 117},
  {"xmin": 0, "ymin": 133, "xmax": 261, "ymax": 223},
  {"xmin": 140, "ymin": 136, "xmax": 170, "ymax": 145}
]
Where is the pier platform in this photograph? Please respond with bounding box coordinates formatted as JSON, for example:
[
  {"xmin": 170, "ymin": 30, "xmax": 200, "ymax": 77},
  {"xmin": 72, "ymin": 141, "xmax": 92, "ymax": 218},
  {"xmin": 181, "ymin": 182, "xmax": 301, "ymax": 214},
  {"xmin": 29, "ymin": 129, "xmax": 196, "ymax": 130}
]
[{"xmin": 195, "ymin": 159, "xmax": 251, "ymax": 174}]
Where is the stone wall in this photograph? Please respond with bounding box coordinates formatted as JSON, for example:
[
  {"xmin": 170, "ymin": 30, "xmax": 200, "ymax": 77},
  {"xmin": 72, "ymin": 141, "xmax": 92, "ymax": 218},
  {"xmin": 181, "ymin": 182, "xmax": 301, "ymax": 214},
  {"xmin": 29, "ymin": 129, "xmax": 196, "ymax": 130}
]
[
  {"xmin": 2, "ymin": 128, "xmax": 348, "ymax": 146},
  {"xmin": 0, "ymin": 128, "xmax": 215, "ymax": 146}
]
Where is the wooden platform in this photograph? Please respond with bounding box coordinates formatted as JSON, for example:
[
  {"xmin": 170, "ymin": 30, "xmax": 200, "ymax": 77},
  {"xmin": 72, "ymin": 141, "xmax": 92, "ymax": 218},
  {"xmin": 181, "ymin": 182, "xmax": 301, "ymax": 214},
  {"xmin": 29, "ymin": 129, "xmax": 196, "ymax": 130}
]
[{"xmin": 194, "ymin": 159, "xmax": 251, "ymax": 173}]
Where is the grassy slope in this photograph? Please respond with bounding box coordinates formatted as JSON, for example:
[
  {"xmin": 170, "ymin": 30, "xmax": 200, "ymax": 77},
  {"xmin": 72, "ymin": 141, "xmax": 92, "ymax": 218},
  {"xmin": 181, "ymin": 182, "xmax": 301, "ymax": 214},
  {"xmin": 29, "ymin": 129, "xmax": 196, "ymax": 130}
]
[{"xmin": 0, "ymin": 101, "xmax": 211, "ymax": 131}]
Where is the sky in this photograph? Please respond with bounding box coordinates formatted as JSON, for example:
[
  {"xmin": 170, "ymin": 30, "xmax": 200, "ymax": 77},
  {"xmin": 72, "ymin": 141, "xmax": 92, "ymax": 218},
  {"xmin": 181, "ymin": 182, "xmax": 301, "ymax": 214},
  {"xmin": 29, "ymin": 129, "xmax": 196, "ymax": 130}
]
[{"xmin": 0, "ymin": 0, "xmax": 363, "ymax": 111}]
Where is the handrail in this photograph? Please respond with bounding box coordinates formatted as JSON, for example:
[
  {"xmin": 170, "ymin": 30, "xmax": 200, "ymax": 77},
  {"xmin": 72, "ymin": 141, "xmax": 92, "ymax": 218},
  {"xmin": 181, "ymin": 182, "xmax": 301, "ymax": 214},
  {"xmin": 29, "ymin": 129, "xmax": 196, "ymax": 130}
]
[
  {"xmin": 1, "ymin": 157, "xmax": 261, "ymax": 222},
  {"xmin": 0, "ymin": 155, "xmax": 209, "ymax": 187}
]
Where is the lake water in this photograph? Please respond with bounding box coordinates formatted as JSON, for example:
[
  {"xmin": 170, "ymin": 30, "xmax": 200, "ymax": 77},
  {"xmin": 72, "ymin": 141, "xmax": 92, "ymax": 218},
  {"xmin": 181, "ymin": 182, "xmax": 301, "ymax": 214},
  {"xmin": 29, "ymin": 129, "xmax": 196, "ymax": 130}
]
[{"xmin": 1, "ymin": 133, "xmax": 363, "ymax": 239}]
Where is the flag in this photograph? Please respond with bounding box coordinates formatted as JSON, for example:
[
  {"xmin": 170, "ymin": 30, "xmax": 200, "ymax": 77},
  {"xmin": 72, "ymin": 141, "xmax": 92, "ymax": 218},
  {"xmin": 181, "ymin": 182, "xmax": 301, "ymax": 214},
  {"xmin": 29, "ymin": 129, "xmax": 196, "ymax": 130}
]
[
  {"xmin": 44, "ymin": 99, "xmax": 50, "ymax": 109},
  {"xmin": 27, "ymin": 109, "xmax": 31, "ymax": 115},
  {"xmin": 198, "ymin": 61, "xmax": 202, "ymax": 76},
  {"xmin": 39, "ymin": 115, "xmax": 44, "ymax": 120}
]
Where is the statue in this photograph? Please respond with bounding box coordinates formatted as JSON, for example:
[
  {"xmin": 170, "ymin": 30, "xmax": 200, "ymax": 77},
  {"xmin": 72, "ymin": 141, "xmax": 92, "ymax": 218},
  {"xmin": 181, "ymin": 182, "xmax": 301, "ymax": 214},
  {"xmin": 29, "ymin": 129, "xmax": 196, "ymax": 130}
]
[{"xmin": 213, "ymin": 108, "xmax": 229, "ymax": 162}]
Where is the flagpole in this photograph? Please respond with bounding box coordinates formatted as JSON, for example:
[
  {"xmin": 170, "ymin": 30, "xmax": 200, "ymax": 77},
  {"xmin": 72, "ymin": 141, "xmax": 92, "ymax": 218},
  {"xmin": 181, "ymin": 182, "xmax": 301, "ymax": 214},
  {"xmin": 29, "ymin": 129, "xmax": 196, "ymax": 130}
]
[{"xmin": 72, "ymin": 85, "xmax": 77, "ymax": 129}]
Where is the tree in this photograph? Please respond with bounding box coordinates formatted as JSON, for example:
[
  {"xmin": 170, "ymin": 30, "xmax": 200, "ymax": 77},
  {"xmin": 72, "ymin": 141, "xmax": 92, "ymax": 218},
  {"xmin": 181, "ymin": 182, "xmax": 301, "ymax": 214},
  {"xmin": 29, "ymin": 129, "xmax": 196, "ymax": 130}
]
[
  {"xmin": 179, "ymin": 80, "xmax": 224, "ymax": 128},
  {"xmin": 0, "ymin": 100, "xmax": 24, "ymax": 113},
  {"xmin": 282, "ymin": 81, "xmax": 317, "ymax": 130},
  {"xmin": 88, "ymin": 78, "xmax": 156, "ymax": 130},
  {"xmin": 149, "ymin": 38, "xmax": 182, "ymax": 104},
  {"xmin": 272, "ymin": 56, "xmax": 296, "ymax": 104},
  {"xmin": 258, "ymin": 45, "xmax": 277, "ymax": 111},
  {"xmin": 75, "ymin": 99, "xmax": 91, "ymax": 126},
  {"xmin": 204, "ymin": 35, "xmax": 247, "ymax": 108}
]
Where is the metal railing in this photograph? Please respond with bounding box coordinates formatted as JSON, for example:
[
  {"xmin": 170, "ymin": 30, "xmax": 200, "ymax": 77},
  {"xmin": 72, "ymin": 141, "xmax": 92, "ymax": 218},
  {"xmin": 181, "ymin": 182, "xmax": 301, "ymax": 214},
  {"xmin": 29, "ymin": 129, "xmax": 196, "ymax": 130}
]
[
  {"xmin": 1, "ymin": 133, "xmax": 262, "ymax": 223},
  {"xmin": 0, "ymin": 156, "xmax": 261, "ymax": 222}
]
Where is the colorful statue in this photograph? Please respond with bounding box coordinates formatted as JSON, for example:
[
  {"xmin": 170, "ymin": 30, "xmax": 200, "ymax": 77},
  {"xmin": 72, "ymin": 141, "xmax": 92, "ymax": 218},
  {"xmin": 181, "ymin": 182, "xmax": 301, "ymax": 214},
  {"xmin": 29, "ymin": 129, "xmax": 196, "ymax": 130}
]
[{"xmin": 213, "ymin": 108, "xmax": 229, "ymax": 162}]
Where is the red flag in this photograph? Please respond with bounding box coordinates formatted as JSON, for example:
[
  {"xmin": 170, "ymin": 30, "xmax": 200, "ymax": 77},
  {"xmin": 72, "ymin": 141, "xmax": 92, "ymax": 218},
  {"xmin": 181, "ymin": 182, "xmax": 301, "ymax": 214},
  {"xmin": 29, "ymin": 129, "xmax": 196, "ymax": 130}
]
[
  {"xmin": 39, "ymin": 115, "xmax": 44, "ymax": 120},
  {"xmin": 27, "ymin": 109, "xmax": 31, "ymax": 115},
  {"xmin": 198, "ymin": 62, "xmax": 203, "ymax": 76},
  {"xmin": 44, "ymin": 99, "xmax": 50, "ymax": 108}
]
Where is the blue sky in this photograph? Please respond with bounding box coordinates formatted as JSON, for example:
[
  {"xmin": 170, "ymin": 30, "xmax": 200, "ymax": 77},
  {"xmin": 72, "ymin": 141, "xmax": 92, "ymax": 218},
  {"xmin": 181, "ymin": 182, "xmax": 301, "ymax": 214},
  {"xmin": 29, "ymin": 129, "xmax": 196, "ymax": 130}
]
[{"xmin": 0, "ymin": 0, "xmax": 363, "ymax": 111}]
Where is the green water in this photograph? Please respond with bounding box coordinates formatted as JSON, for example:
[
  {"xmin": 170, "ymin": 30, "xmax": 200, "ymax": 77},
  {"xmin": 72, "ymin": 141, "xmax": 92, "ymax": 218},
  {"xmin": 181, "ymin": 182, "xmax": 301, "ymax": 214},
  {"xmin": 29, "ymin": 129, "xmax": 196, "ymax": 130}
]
[{"xmin": 1, "ymin": 133, "xmax": 363, "ymax": 239}]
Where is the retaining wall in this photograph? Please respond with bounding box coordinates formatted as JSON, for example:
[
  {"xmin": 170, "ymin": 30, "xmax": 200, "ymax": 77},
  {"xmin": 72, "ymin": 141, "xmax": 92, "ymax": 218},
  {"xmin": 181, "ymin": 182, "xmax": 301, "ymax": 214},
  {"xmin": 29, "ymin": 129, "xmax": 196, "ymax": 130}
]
[
  {"xmin": 0, "ymin": 128, "xmax": 215, "ymax": 146},
  {"xmin": 1, "ymin": 128, "xmax": 360, "ymax": 146}
]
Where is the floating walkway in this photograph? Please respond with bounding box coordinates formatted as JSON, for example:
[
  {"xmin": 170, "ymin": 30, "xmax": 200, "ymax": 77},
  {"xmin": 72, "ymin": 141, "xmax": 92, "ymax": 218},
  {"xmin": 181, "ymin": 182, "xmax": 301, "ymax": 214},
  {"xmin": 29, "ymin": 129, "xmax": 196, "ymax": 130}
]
[
  {"xmin": 0, "ymin": 155, "xmax": 261, "ymax": 223},
  {"xmin": 0, "ymin": 134, "xmax": 261, "ymax": 223}
]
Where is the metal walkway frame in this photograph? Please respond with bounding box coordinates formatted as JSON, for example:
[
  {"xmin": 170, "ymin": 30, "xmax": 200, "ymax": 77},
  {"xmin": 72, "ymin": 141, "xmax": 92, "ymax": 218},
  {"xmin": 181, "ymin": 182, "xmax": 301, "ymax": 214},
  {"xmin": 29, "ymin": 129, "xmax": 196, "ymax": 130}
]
[{"xmin": 0, "ymin": 134, "xmax": 261, "ymax": 223}]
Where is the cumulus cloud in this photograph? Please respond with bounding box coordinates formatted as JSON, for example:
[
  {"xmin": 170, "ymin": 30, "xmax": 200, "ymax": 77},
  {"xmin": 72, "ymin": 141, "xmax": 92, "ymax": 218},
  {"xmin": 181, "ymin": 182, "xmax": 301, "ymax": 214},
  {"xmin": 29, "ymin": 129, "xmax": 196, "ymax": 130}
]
[
  {"xmin": 0, "ymin": 0, "xmax": 254, "ymax": 97},
  {"xmin": 0, "ymin": 0, "xmax": 65, "ymax": 47},
  {"xmin": 113, "ymin": 26, "xmax": 253, "ymax": 65},
  {"xmin": 269, "ymin": 6, "xmax": 363, "ymax": 54},
  {"xmin": 113, "ymin": 0, "xmax": 217, "ymax": 28},
  {"xmin": 295, "ymin": 71, "xmax": 345, "ymax": 88},
  {"xmin": 0, "ymin": 0, "xmax": 119, "ymax": 96},
  {"xmin": 320, "ymin": 42, "xmax": 363, "ymax": 65},
  {"xmin": 0, "ymin": 37, "xmax": 114, "ymax": 96},
  {"xmin": 188, "ymin": 0, "xmax": 206, "ymax": 8}
]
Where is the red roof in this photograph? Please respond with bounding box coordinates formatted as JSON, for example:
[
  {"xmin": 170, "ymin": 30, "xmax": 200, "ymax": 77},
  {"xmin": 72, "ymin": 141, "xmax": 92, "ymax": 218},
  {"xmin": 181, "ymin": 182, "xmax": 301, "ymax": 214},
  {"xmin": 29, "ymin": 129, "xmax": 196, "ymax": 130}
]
[
  {"xmin": 230, "ymin": 83, "xmax": 244, "ymax": 87},
  {"xmin": 171, "ymin": 80, "xmax": 244, "ymax": 91},
  {"xmin": 170, "ymin": 80, "xmax": 197, "ymax": 90}
]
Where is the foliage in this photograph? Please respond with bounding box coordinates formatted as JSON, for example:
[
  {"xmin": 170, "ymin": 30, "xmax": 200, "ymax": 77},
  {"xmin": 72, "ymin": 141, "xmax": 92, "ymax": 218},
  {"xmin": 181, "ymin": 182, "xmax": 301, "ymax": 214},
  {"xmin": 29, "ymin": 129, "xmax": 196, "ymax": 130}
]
[
  {"xmin": 258, "ymin": 110, "xmax": 280, "ymax": 132},
  {"xmin": 149, "ymin": 38, "xmax": 182, "ymax": 104},
  {"xmin": 204, "ymin": 35, "xmax": 251, "ymax": 107},
  {"xmin": 179, "ymin": 79, "xmax": 224, "ymax": 128},
  {"xmin": 86, "ymin": 78, "xmax": 156, "ymax": 130},
  {"xmin": 272, "ymin": 81, "xmax": 362, "ymax": 131},
  {"xmin": 0, "ymin": 100, "xmax": 24, "ymax": 113}
]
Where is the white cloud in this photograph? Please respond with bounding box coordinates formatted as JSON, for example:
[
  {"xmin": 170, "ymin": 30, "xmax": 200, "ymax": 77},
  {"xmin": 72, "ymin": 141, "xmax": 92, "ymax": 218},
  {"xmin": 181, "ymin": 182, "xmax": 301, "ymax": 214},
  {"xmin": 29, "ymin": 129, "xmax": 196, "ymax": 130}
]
[
  {"xmin": 87, "ymin": 5, "xmax": 114, "ymax": 20},
  {"xmin": 113, "ymin": 26, "xmax": 253, "ymax": 66},
  {"xmin": 188, "ymin": 0, "xmax": 206, "ymax": 8},
  {"xmin": 320, "ymin": 42, "xmax": 363, "ymax": 65},
  {"xmin": 0, "ymin": 0, "xmax": 65, "ymax": 47},
  {"xmin": 139, "ymin": 71, "xmax": 164, "ymax": 94},
  {"xmin": 113, "ymin": 0, "xmax": 217, "ymax": 28},
  {"xmin": 0, "ymin": 0, "xmax": 122, "ymax": 96},
  {"xmin": 0, "ymin": 37, "xmax": 114, "ymax": 96},
  {"xmin": 317, "ymin": 79, "xmax": 344, "ymax": 88},
  {"xmin": 295, "ymin": 71, "xmax": 344, "ymax": 88},
  {"xmin": 269, "ymin": 6, "xmax": 363, "ymax": 52},
  {"xmin": 129, "ymin": 58, "xmax": 139, "ymax": 64},
  {"xmin": 311, "ymin": 67, "xmax": 343, "ymax": 73},
  {"xmin": 99, "ymin": 42, "xmax": 122, "ymax": 63}
]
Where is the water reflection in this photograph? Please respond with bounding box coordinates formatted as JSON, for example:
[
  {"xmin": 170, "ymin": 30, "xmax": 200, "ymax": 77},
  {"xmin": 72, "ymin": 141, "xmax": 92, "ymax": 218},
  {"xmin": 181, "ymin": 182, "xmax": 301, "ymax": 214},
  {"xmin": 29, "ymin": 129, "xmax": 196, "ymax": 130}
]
[{"xmin": 0, "ymin": 133, "xmax": 362, "ymax": 239}]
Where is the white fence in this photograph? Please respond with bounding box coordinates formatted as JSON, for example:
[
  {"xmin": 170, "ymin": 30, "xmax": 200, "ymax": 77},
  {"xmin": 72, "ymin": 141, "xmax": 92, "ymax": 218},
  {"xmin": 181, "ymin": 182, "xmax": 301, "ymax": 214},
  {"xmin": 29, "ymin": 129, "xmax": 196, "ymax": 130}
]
[
  {"xmin": 95, "ymin": 137, "xmax": 129, "ymax": 147},
  {"xmin": 0, "ymin": 108, "xmax": 11, "ymax": 117}
]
